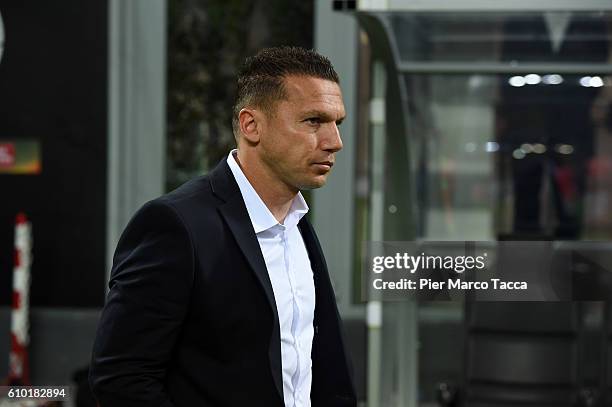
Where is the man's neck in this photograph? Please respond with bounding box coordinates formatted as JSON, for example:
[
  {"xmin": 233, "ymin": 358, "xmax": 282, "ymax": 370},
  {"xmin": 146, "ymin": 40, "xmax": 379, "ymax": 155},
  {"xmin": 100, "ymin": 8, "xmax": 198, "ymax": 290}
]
[{"xmin": 235, "ymin": 150, "xmax": 296, "ymax": 224}]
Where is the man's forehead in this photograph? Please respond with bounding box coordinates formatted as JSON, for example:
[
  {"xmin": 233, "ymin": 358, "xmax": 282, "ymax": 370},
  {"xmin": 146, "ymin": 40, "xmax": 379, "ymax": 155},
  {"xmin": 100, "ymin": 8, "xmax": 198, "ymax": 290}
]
[
  {"xmin": 281, "ymin": 75, "xmax": 345, "ymax": 115},
  {"xmin": 282, "ymin": 75, "xmax": 342, "ymax": 100}
]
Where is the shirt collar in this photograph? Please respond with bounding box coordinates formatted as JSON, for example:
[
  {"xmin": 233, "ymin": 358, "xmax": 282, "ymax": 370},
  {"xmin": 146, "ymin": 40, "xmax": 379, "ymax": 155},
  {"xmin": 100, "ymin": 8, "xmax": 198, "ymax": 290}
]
[{"xmin": 226, "ymin": 149, "xmax": 309, "ymax": 234}]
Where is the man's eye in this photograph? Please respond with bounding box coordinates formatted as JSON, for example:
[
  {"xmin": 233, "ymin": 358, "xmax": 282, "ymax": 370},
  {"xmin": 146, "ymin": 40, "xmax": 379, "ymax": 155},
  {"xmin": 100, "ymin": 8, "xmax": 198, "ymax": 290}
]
[{"xmin": 306, "ymin": 118, "xmax": 320, "ymax": 125}]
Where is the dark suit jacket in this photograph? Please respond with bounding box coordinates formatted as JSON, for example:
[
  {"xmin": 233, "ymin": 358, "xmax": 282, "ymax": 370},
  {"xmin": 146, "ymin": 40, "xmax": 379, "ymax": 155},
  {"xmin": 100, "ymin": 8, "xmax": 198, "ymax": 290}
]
[{"xmin": 89, "ymin": 159, "xmax": 357, "ymax": 407}]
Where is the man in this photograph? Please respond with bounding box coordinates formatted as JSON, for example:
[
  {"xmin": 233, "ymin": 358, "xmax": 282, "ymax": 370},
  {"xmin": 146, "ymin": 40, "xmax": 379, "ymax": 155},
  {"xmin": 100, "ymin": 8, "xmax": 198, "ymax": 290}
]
[{"xmin": 89, "ymin": 46, "xmax": 356, "ymax": 407}]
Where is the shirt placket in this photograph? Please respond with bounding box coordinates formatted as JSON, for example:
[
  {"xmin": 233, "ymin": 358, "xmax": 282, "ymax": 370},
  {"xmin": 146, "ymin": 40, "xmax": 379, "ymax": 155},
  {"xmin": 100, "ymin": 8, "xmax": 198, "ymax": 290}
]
[{"xmin": 282, "ymin": 227, "xmax": 302, "ymax": 406}]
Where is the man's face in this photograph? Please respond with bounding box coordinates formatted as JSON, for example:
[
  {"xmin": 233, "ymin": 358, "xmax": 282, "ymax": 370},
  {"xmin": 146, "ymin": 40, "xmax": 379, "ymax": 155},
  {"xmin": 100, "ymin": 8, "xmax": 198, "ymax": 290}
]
[{"xmin": 257, "ymin": 75, "xmax": 345, "ymax": 192}]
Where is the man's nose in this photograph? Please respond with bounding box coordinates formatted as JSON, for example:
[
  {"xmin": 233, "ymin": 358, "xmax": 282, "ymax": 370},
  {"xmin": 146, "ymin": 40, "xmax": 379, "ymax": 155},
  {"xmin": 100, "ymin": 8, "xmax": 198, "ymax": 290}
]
[{"xmin": 322, "ymin": 122, "xmax": 343, "ymax": 153}]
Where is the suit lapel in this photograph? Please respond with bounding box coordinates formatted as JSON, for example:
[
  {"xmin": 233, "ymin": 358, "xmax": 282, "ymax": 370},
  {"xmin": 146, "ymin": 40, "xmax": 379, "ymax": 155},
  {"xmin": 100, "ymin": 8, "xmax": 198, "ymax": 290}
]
[
  {"xmin": 209, "ymin": 160, "xmax": 284, "ymax": 402},
  {"xmin": 298, "ymin": 218, "xmax": 325, "ymax": 278},
  {"xmin": 298, "ymin": 218, "xmax": 328, "ymax": 319},
  {"xmin": 218, "ymin": 197, "xmax": 278, "ymax": 315},
  {"xmin": 298, "ymin": 218, "xmax": 328, "ymax": 325}
]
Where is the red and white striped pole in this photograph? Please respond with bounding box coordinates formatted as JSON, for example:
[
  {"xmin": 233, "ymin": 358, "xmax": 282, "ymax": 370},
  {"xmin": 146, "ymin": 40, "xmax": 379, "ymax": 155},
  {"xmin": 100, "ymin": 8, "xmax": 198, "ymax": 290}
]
[{"xmin": 8, "ymin": 212, "xmax": 32, "ymax": 385}]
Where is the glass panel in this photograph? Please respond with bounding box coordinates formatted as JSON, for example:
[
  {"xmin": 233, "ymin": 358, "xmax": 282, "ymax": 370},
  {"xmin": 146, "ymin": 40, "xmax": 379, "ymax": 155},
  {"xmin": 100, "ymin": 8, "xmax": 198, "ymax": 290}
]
[
  {"xmin": 389, "ymin": 11, "xmax": 612, "ymax": 64},
  {"xmin": 408, "ymin": 72, "xmax": 612, "ymax": 241},
  {"xmin": 406, "ymin": 73, "xmax": 498, "ymax": 240}
]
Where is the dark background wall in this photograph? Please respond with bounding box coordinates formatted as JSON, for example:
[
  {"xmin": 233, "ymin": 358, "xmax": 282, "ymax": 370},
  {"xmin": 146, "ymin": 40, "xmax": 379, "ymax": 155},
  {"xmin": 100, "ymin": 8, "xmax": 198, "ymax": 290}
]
[{"xmin": 0, "ymin": 0, "xmax": 108, "ymax": 307}]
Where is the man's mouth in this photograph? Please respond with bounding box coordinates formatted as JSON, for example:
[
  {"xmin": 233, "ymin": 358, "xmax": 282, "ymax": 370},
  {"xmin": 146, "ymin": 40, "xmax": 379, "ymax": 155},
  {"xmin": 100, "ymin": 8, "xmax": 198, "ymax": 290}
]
[{"xmin": 313, "ymin": 161, "xmax": 334, "ymax": 168}]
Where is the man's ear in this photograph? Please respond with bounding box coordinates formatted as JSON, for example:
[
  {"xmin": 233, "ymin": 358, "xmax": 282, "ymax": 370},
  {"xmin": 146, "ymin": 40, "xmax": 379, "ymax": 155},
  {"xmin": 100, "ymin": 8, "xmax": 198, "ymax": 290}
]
[{"xmin": 238, "ymin": 108, "xmax": 261, "ymax": 144}]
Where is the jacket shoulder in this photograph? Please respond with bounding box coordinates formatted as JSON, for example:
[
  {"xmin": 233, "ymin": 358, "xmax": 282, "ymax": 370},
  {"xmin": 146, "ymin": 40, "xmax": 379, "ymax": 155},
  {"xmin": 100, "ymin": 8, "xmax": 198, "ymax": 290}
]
[
  {"xmin": 145, "ymin": 173, "xmax": 227, "ymax": 239},
  {"xmin": 151, "ymin": 174, "xmax": 216, "ymax": 217}
]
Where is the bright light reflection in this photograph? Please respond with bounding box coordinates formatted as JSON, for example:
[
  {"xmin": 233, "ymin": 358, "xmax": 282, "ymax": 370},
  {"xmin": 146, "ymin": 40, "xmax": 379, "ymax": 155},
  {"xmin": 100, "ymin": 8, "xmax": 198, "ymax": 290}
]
[
  {"xmin": 580, "ymin": 76, "xmax": 592, "ymax": 87},
  {"xmin": 513, "ymin": 149, "xmax": 526, "ymax": 159},
  {"xmin": 525, "ymin": 74, "xmax": 541, "ymax": 85},
  {"xmin": 533, "ymin": 143, "xmax": 547, "ymax": 154},
  {"xmin": 509, "ymin": 76, "xmax": 526, "ymax": 87},
  {"xmin": 465, "ymin": 142, "xmax": 477, "ymax": 153},
  {"xmin": 542, "ymin": 74, "xmax": 563, "ymax": 85},
  {"xmin": 486, "ymin": 141, "xmax": 499, "ymax": 153},
  {"xmin": 520, "ymin": 143, "xmax": 533, "ymax": 154},
  {"xmin": 590, "ymin": 76, "xmax": 604, "ymax": 87}
]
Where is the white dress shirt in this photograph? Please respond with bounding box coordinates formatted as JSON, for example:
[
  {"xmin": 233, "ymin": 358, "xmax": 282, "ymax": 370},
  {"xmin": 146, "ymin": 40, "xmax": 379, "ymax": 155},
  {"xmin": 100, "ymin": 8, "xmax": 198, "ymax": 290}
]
[{"xmin": 227, "ymin": 150, "xmax": 315, "ymax": 407}]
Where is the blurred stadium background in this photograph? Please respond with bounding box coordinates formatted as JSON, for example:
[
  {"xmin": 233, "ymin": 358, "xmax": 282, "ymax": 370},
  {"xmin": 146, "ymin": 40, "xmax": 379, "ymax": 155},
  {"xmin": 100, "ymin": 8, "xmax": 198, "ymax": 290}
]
[{"xmin": 1, "ymin": 1, "xmax": 612, "ymax": 406}]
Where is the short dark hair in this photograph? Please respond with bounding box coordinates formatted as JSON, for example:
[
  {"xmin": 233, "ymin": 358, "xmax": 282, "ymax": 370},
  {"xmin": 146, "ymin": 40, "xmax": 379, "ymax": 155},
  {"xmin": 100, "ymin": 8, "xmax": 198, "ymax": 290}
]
[{"xmin": 232, "ymin": 46, "xmax": 340, "ymax": 138}]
